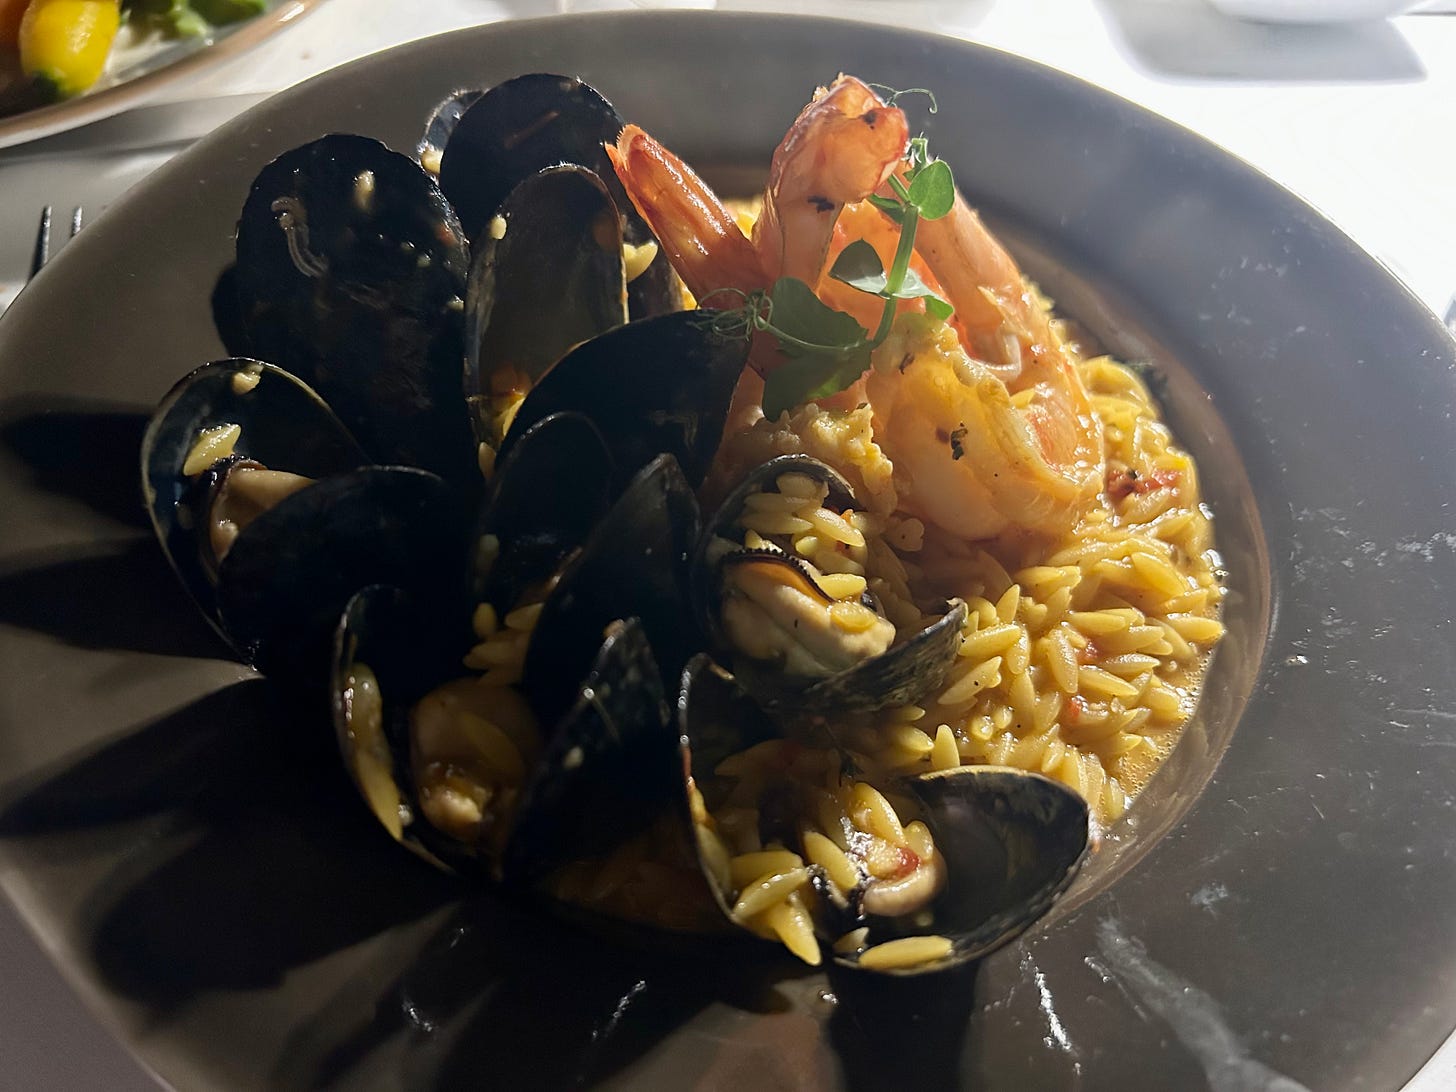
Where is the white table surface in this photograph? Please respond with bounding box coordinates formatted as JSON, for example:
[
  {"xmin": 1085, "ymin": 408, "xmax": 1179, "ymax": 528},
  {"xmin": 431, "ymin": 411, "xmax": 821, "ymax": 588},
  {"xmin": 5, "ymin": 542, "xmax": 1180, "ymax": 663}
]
[{"xmin": 0, "ymin": 0, "xmax": 1453, "ymax": 1088}]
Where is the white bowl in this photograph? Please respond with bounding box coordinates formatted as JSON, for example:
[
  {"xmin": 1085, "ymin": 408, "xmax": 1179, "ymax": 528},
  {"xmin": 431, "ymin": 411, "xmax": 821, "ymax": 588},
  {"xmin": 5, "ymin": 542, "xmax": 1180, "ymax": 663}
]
[{"xmin": 1206, "ymin": 0, "xmax": 1419, "ymax": 21}]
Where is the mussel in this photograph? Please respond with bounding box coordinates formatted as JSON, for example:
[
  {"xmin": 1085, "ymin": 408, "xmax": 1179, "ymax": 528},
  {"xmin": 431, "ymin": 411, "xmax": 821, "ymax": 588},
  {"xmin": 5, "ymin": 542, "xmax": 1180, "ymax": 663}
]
[
  {"xmin": 334, "ymin": 584, "xmax": 680, "ymax": 884},
  {"xmin": 463, "ymin": 165, "xmax": 628, "ymax": 451},
  {"xmin": 436, "ymin": 73, "xmax": 680, "ymax": 323},
  {"xmin": 695, "ymin": 455, "xmax": 968, "ymax": 713},
  {"xmin": 140, "ymin": 357, "xmax": 463, "ymax": 684},
  {"xmin": 233, "ymin": 134, "xmax": 476, "ymax": 484},
  {"xmin": 675, "ymin": 655, "xmax": 1090, "ymax": 975}
]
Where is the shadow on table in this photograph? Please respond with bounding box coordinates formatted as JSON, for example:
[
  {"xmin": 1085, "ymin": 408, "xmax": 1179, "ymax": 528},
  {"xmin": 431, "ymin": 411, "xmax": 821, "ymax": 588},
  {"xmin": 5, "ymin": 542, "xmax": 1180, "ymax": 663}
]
[
  {"xmin": 1094, "ymin": 0, "xmax": 1425, "ymax": 81},
  {"xmin": 0, "ymin": 670, "xmax": 987, "ymax": 1089},
  {"xmin": 0, "ymin": 396, "xmax": 152, "ymax": 531}
]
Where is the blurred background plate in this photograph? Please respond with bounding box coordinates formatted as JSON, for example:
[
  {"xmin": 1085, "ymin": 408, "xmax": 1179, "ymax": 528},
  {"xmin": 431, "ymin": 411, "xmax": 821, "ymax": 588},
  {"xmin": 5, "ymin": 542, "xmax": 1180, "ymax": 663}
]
[
  {"xmin": 0, "ymin": 12, "xmax": 1453, "ymax": 1090},
  {"xmin": 0, "ymin": 0, "xmax": 323, "ymax": 149}
]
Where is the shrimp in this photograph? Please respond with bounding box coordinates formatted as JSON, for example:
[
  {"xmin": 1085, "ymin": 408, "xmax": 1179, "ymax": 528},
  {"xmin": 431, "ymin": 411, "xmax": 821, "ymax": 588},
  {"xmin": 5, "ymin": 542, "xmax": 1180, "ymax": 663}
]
[
  {"xmin": 609, "ymin": 75, "xmax": 1104, "ymax": 540},
  {"xmin": 863, "ymin": 186, "xmax": 1104, "ymax": 539},
  {"xmin": 751, "ymin": 75, "xmax": 910, "ymax": 285},
  {"xmin": 607, "ymin": 75, "xmax": 908, "ymax": 326},
  {"xmin": 865, "ymin": 313, "xmax": 1103, "ymax": 540}
]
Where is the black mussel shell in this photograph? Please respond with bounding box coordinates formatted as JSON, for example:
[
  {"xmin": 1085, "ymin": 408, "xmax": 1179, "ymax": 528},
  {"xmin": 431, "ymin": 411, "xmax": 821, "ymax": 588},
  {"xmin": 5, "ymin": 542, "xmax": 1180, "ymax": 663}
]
[
  {"xmin": 502, "ymin": 617, "xmax": 677, "ymax": 884},
  {"xmin": 437, "ymin": 72, "xmax": 679, "ymax": 320},
  {"xmin": 697, "ymin": 454, "xmax": 969, "ymax": 713},
  {"xmin": 522, "ymin": 454, "xmax": 700, "ymax": 731},
  {"xmin": 332, "ymin": 584, "xmax": 474, "ymax": 872},
  {"xmin": 234, "ymin": 134, "xmax": 475, "ymax": 482},
  {"xmin": 464, "ymin": 165, "xmax": 628, "ymax": 447},
  {"xmin": 705, "ymin": 455, "xmax": 858, "ymax": 537},
  {"xmin": 141, "ymin": 357, "xmax": 368, "ymax": 628},
  {"xmin": 418, "ymin": 89, "xmax": 484, "ymax": 173},
  {"xmin": 835, "ymin": 766, "xmax": 1090, "ymax": 977},
  {"xmin": 218, "ymin": 466, "xmax": 468, "ymax": 686},
  {"xmin": 470, "ymin": 411, "xmax": 617, "ymax": 614},
  {"xmin": 691, "ymin": 453, "xmax": 856, "ymax": 623},
  {"xmin": 499, "ymin": 311, "xmax": 748, "ymax": 490},
  {"xmin": 793, "ymin": 600, "xmax": 968, "ymax": 714},
  {"xmin": 674, "ymin": 654, "xmax": 783, "ymax": 920}
]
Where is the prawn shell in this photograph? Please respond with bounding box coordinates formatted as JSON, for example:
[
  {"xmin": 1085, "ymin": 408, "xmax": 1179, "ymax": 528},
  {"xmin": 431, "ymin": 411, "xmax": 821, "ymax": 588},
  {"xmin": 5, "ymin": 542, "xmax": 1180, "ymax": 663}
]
[
  {"xmin": 833, "ymin": 766, "xmax": 1090, "ymax": 977},
  {"xmin": 233, "ymin": 134, "xmax": 475, "ymax": 483},
  {"xmin": 499, "ymin": 311, "xmax": 748, "ymax": 491},
  {"xmin": 463, "ymin": 165, "xmax": 628, "ymax": 447},
  {"xmin": 437, "ymin": 72, "xmax": 679, "ymax": 319}
]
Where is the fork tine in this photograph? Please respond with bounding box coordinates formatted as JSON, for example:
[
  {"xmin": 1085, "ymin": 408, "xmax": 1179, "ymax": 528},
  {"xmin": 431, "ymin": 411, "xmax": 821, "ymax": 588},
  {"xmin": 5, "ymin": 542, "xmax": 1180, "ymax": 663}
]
[
  {"xmin": 27, "ymin": 205, "xmax": 85, "ymax": 281},
  {"xmin": 30, "ymin": 205, "xmax": 52, "ymax": 280}
]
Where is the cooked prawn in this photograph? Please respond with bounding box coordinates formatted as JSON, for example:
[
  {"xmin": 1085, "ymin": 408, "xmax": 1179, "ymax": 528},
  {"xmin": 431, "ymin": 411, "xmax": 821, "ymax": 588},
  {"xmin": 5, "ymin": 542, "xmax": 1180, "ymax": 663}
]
[
  {"xmin": 609, "ymin": 75, "xmax": 1104, "ymax": 540},
  {"xmin": 607, "ymin": 75, "xmax": 908, "ymax": 327},
  {"xmin": 865, "ymin": 313, "xmax": 1103, "ymax": 540}
]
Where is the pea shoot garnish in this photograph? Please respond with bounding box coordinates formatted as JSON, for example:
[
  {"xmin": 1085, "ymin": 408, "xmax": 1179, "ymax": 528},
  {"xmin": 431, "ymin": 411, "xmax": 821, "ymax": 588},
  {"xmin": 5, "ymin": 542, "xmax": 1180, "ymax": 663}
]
[{"xmin": 709, "ymin": 130, "xmax": 958, "ymax": 422}]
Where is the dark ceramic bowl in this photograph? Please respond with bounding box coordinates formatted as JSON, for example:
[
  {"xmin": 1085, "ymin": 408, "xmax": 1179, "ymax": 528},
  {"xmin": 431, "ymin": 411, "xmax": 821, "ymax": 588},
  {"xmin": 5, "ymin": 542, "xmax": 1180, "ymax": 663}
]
[{"xmin": 0, "ymin": 12, "xmax": 1452, "ymax": 1090}]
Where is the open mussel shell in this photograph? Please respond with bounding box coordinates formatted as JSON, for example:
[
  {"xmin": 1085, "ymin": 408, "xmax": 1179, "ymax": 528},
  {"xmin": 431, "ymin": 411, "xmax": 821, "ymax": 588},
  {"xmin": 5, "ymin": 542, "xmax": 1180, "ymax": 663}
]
[
  {"xmin": 332, "ymin": 584, "xmax": 474, "ymax": 872},
  {"xmin": 674, "ymin": 654, "xmax": 783, "ymax": 921},
  {"xmin": 218, "ymin": 466, "xmax": 468, "ymax": 686},
  {"xmin": 233, "ymin": 133, "xmax": 475, "ymax": 483},
  {"xmin": 836, "ymin": 766, "xmax": 1090, "ymax": 977},
  {"xmin": 140, "ymin": 357, "xmax": 368, "ymax": 630},
  {"xmin": 502, "ymin": 617, "xmax": 677, "ymax": 884},
  {"xmin": 470, "ymin": 411, "xmax": 617, "ymax": 614},
  {"xmin": 437, "ymin": 72, "xmax": 679, "ymax": 319},
  {"xmin": 691, "ymin": 453, "xmax": 855, "ymax": 621},
  {"xmin": 417, "ymin": 88, "xmax": 484, "ymax": 173},
  {"xmin": 697, "ymin": 454, "xmax": 969, "ymax": 713},
  {"xmin": 792, "ymin": 599, "xmax": 968, "ymax": 714},
  {"xmin": 499, "ymin": 311, "xmax": 748, "ymax": 490},
  {"xmin": 522, "ymin": 454, "xmax": 700, "ymax": 731},
  {"xmin": 464, "ymin": 165, "xmax": 628, "ymax": 446}
]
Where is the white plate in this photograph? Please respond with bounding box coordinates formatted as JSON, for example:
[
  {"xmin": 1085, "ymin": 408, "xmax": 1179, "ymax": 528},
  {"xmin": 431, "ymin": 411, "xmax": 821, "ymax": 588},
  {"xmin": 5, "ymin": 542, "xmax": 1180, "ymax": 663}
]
[{"xmin": 0, "ymin": 0, "xmax": 323, "ymax": 149}]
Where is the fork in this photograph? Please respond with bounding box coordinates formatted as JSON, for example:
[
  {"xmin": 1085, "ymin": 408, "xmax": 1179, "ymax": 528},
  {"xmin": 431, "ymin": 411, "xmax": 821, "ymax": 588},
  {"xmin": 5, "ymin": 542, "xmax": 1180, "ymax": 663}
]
[{"xmin": 30, "ymin": 205, "xmax": 84, "ymax": 279}]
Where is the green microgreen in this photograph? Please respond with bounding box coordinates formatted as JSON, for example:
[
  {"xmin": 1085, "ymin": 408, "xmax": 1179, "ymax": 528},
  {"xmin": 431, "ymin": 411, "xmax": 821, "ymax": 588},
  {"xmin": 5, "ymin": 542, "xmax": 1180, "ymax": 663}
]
[{"xmin": 748, "ymin": 121, "xmax": 957, "ymax": 420}]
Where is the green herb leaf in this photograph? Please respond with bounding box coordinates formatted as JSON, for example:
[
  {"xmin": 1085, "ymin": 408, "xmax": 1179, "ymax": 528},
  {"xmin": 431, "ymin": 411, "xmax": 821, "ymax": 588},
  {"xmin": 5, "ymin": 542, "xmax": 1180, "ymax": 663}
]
[
  {"xmin": 766, "ymin": 277, "xmax": 868, "ymax": 358},
  {"xmin": 924, "ymin": 296, "xmax": 955, "ymax": 322},
  {"xmin": 761, "ymin": 343, "xmax": 873, "ymax": 421},
  {"xmin": 890, "ymin": 267, "xmax": 938, "ymax": 301},
  {"xmin": 907, "ymin": 159, "xmax": 954, "ymax": 220},
  {"xmin": 827, "ymin": 241, "xmax": 888, "ymax": 295},
  {"xmin": 867, "ymin": 193, "xmax": 905, "ymax": 223},
  {"xmin": 907, "ymin": 136, "xmax": 932, "ymax": 174},
  {"xmin": 192, "ymin": 0, "xmax": 268, "ymax": 24}
]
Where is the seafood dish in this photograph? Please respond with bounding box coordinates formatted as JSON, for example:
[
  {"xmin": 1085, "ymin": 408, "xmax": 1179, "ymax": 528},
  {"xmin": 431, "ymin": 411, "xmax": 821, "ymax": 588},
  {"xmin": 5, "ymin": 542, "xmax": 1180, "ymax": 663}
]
[{"xmin": 140, "ymin": 72, "xmax": 1227, "ymax": 976}]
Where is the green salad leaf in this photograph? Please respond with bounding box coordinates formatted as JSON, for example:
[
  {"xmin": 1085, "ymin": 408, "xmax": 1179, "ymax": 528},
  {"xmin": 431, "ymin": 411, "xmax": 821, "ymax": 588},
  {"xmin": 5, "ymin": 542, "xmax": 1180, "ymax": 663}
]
[{"xmin": 123, "ymin": 0, "xmax": 268, "ymax": 36}]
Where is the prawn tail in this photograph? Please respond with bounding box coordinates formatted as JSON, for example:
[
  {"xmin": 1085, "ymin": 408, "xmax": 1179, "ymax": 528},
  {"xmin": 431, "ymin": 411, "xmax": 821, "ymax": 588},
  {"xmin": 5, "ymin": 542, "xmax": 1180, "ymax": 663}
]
[{"xmin": 607, "ymin": 123, "xmax": 765, "ymax": 303}]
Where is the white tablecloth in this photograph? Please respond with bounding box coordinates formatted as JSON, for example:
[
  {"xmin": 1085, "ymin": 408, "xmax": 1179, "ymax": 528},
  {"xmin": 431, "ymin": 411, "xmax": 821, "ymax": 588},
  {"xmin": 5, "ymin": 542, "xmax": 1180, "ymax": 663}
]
[{"xmin": 0, "ymin": 0, "xmax": 1452, "ymax": 1087}]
